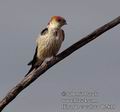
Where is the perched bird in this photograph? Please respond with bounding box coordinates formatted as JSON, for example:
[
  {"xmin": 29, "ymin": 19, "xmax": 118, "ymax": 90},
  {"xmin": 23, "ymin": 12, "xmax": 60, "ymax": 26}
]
[{"xmin": 25, "ymin": 16, "xmax": 67, "ymax": 76}]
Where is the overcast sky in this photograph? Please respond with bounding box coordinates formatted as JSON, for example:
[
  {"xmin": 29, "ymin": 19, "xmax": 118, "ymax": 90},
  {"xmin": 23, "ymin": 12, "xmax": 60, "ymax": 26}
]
[{"xmin": 0, "ymin": 0, "xmax": 120, "ymax": 112}]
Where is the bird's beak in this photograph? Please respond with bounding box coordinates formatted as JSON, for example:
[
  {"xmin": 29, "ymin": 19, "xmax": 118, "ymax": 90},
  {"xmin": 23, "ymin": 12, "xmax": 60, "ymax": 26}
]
[{"xmin": 64, "ymin": 21, "xmax": 67, "ymax": 25}]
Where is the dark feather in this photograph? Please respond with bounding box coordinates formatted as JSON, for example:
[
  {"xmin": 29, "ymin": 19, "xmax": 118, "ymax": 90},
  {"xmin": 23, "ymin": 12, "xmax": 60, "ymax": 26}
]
[
  {"xmin": 25, "ymin": 47, "xmax": 38, "ymax": 76},
  {"xmin": 61, "ymin": 29, "xmax": 65, "ymax": 41},
  {"xmin": 27, "ymin": 28, "xmax": 48, "ymax": 66},
  {"xmin": 25, "ymin": 66, "xmax": 35, "ymax": 76},
  {"xmin": 25, "ymin": 28, "xmax": 48, "ymax": 77},
  {"xmin": 41, "ymin": 28, "xmax": 48, "ymax": 35},
  {"xmin": 28, "ymin": 46, "xmax": 38, "ymax": 65}
]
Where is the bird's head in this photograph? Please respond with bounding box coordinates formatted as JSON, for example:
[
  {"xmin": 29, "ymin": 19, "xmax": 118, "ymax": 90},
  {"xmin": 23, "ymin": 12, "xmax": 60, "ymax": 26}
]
[{"xmin": 48, "ymin": 16, "xmax": 67, "ymax": 30}]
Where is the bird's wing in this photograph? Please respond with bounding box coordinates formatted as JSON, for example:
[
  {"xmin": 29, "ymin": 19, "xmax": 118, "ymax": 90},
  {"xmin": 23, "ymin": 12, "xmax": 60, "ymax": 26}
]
[
  {"xmin": 28, "ymin": 46, "xmax": 38, "ymax": 66},
  {"xmin": 26, "ymin": 46, "xmax": 39, "ymax": 76},
  {"xmin": 41, "ymin": 28, "xmax": 48, "ymax": 35},
  {"xmin": 61, "ymin": 29, "xmax": 65, "ymax": 41},
  {"xmin": 28, "ymin": 28, "xmax": 48, "ymax": 66}
]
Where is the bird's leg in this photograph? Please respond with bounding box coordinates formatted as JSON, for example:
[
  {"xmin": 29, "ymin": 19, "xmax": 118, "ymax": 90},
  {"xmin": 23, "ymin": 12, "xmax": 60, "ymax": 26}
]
[
  {"xmin": 43, "ymin": 55, "xmax": 57, "ymax": 65},
  {"xmin": 41, "ymin": 61, "xmax": 48, "ymax": 68},
  {"xmin": 51, "ymin": 55, "xmax": 58, "ymax": 60}
]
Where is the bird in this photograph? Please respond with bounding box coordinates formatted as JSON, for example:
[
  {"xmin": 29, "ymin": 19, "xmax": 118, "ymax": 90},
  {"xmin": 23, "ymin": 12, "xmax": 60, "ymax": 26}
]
[{"xmin": 25, "ymin": 16, "xmax": 67, "ymax": 76}]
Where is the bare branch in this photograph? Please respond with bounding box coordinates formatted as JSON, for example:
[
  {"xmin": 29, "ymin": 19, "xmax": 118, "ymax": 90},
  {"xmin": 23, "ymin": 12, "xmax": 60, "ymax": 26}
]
[{"xmin": 0, "ymin": 16, "xmax": 120, "ymax": 111}]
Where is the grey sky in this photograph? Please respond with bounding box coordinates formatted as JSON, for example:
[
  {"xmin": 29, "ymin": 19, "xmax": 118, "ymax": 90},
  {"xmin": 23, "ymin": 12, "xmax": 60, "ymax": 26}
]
[{"xmin": 0, "ymin": 0, "xmax": 120, "ymax": 112}]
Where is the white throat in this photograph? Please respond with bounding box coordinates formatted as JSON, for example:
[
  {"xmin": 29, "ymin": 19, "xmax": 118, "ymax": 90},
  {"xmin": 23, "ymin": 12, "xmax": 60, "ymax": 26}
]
[{"xmin": 47, "ymin": 22, "xmax": 61, "ymax": 31}]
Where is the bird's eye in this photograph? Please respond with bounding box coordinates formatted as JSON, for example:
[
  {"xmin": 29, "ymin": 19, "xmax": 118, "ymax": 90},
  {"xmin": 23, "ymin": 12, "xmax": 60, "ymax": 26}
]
[{"xmin": 57, "ymin": 18, "xmax": 62, "ymax": 22}]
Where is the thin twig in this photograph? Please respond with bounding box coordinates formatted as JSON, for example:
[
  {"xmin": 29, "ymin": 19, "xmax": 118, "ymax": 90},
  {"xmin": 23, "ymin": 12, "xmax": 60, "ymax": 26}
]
[{"xmin": 0, "ymin": 16, "xmax": 120, "ymax": 111}]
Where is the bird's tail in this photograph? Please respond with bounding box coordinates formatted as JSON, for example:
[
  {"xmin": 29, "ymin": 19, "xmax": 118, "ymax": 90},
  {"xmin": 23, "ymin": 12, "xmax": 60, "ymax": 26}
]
[
  {"xmin": 25, "ymin": 60, "xmax": 44, "ymax": 77},
  {"xmin": 25, "ymin": 66, "xmax": 36, "ymax": 77}
]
